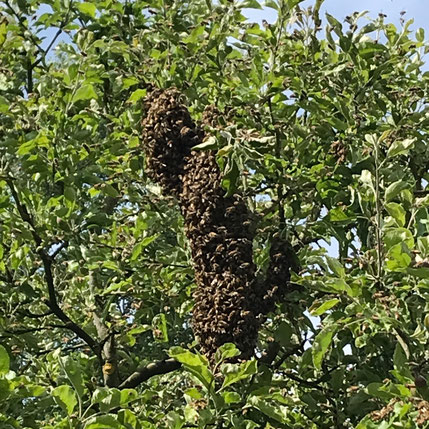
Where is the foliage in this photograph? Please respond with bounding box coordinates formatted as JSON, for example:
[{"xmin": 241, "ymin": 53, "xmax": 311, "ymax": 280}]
[{"xmin": 0, "ymin": 0, "xmax": 429, "ymax": 427}]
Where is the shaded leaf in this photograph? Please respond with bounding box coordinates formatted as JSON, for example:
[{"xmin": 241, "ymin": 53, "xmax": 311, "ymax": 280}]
[
  {"xmin": 312, "ymin": 326, "xmax": 336, "ymax": 370},
  {"xmin": 72, "ymin": 84, "xmax": 98, "ymax": 103}
]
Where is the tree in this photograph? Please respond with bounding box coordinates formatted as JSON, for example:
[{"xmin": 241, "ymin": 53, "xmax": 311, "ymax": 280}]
[{"xmin": 0, "ymin": 0, "xmax": 429, "ymax": 427}]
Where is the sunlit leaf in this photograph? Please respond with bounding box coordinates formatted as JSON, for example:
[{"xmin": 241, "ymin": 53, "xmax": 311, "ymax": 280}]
[
  {"xmin": 310, "ymin": 298, "xmax": 340, "ymax": 316},
  {"xmin": 52, "ymin": 385, "xmax": 77, "ymax": 416},
  {"xmin": 72, "ymin": 84, "xmax": 98, "ymax": 103},
  {"xmin": 0, "ymin": 345, "xmax": 9, "ymax": 375},
  {"xmin": 387, "ymin": 139, "xmax": 415, "ymax": 158},
  {"xmin": 77, "ymin": 2, "xmax": 96, "ymax": 18},
  {"xmin": 221, "ymin": 359, "xmax": 257, "ymax": 389}
]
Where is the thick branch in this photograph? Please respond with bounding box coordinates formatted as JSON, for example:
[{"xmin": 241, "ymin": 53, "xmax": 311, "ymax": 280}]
[
  {"xmin": 119, "ymin": 341, "xmax": 304, "ymax": 390},
  {"xmin": 93, "ymin": 313, "xmax": 120, "ymax": 387},
  {"xmin": 119, "ymin": 358, "xmax": 181, "ymax": 389}
]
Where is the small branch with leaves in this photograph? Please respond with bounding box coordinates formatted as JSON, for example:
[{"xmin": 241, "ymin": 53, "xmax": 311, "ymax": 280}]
[{"xmin": 7, "ymin": 178, "xmax": 100, "ymax": 357}]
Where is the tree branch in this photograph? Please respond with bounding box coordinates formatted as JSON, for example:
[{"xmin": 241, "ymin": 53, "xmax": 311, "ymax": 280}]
[
  {"xmin": 119, "ymin": 340, "xmax": 307, "ymax": 390},
  {"xmin": 3, "ymin": 0, "xmax": 45, "ymax": 56},
  {"xmin": 7, "ymin": 179, "xmax": 100, "ymax": 356},
  {"xmin": 93, "ymin": 313, "xmax": 120, "ymax": 387},
  {"xmin": 119, "ymin": 358, "xmax": 181, "ymax": 389},
  {"xmin": 50, "ymin": 240, "xmax": 69, "ymax": 259},
  {"xmin": 32, "ymin": 27, "xmax": 62, "ymax": 68},
  {"xmin": 0, "ymin": 324, "xmax": 67, "ymax": 339},
  {"xmin": 18, "ymin": 309, "xmax": 54, "ymax": 319},
  {"xmin": 259, "ymin": 340, "xmax": 281, "ymax": 365}
]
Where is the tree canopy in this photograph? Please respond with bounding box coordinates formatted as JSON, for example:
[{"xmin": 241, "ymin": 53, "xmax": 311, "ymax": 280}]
[{"xmin": 1, "ymin": 0, "xmax": 429, "ymax": 427}]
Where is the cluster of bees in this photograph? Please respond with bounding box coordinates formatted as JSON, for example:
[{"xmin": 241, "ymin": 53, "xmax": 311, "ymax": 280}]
[{"xmin": 141, "ymin": 88, "xmax": 293, "ymax": 360}]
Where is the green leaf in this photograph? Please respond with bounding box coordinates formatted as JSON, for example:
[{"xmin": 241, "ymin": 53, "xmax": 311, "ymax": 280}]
[
  {"xmin": 222, "ymin": 391, "xmax": 241, "ymax": 404},
  {"xmin": 312, "ymin": 326, "xmax": 336, "ymax": 370},
  {"xmin": 407, "ymin": 267, "xmax": 429, "ymax": 279},
  {"xmin": 192, "ymin": 136, "xmax": 218, "ymax": 150},
  {"xmin": 248, "ymin": 396, "xmax": 287, "ymax": 423},
  {"xmin": 222, "ymin": 154, "xmax": 240, "ymax": 196},
  {"xmin": 326, "ymin": 13, "xmax": 342, "ymax": 36},
  {"xmin": 264, "ymin": 0, "xmax": 278, "ymax": 10},
  {"xmin": 72, "ymin": 84, "xmax": 98, "ymax": 103},
  {"xmin": 366, "ymin": 382, "xmax": 395, "ymax": 400},
  {"xmin": 166, "ymin": 411, "xmax": 184, "ymax": 429},
  {"xmin": 118, "ymin": 409, "xmax": 138, "ymax": 427},
  {"xmin": 273, "ymin": 321, "xmax": 292, "ymax": 346},
  {"xmin": 126, "ymin": 324, "xmax": 150, "ymax": 346},
  {"xmin": 384, "ymin": 228, "xmax": 414, "ymax": 250},
  {"xmin": 0, "ymin": 95, "xmax": 9, "ymax": 113},
  {"xmin": 120, "ymin": 389, "xmax": 138, "ymax": 405},
  {"xmin": 360, "ymin": 170, "xmax": 374, "ymax": 191},
  {"xmin": 215, "ymin": 343, "xmax": 241, "ymax": 364},
  {"xmin": 417, "ymin": 28, "xmax": 425, "ymax": 42},
  {"xmin": 240, "ymin": 0, "xmax": 263, "ymax": 9},
  {"xmin": 386, "ymin": 243, "xmax": 412, "ymax": 271},
  {"xmin": 217, "ymin": 144, "xmax": 233, "ymax": 157},
  {"xmin": 64, "ymin": 187, "xmax": 76, "ymax": 202},
  {"xmin": 77, "ymin": 2, "xmax": 96, "ymax": 18},
  {"xmin": 385, "ymin": 202, "xmax": 406, "ymax": 227},
  {"xmin": 221, "ymin": 359, "xmax": 257, "ymax": 389},
  {"xmin": 328, "ymin": 207, "xmax": 350, "ymax": 222},
  {"xmin": 387, "ymin": 138, "xmax": 415, "ymax": 158},
  {"xmin": 0, "ymin": 22, "xmax": 6, "ymax": 47},
  {"xmin": 84, "ymin": 415, "xmax": 125, "ymax": 429},
  {"xmin": 417, "ymin": 236, "xmax": 429, "ymax": 256},
  {"xmin": 326, "ymin": 256, "xmax": 345, "ymax": 278},
  {"xmin": 385, "ymin": 180, "xmax": 409, "ymax": 202},
  {"xmin": 61, "ymin": 356, "xmax": 85, "ymax": 400},
  {"xmin": 169, "ymin": 347, "xmax": 213, "ymax": 390},
  {"xmin": 127, "ymin": 88, "xmax": 147, "ymax": 104},
  {"xmin": 152, "ymin": 313, "xmax": 168, "ymax": 342},
  {"xmin": 309, "ymin": 298, "xmax": 340, "ymax": 316},
  {"xmin": 393, "ymin": 341, "xmax": 409, "ymax": 370},
  {"xmin": 52, "ymin": 385, "xmax": 77, "ymax": 415},
  {"xmin": 130, "ymin": 235, "xmax": 159, "ymax": 261},
  {"xmin": 183, "ymin": 25, "xmax": 205, "ymax": 44},
  {"xmin": 0, "ymin": 345, "xmax": 10, "ymax": 375},
  {"xmin": 17, "ymin": 140, "xmax": 36, "ymax": 156},
  {"xmin": 102, "ymin": 184, "xmax": 120, "ymax": 198}
]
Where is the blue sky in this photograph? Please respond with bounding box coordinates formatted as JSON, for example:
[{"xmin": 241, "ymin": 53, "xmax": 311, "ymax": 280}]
[
  {"xmin": 40, "ymin": 1, "xmax": 429, "ymax": 52},
  {"xmin": 245, "ymin": 0, "xmax": 429, "ymax": 35}
]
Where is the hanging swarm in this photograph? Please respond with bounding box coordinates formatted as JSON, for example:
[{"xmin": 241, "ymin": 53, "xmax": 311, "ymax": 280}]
[
  {"xmin": 201, "ymin": 104, "xmax": 222, "ymax": 128},
  {"xmin": 141, "ymin": 88, "xmax": 202, "ymax": 198},
  {"xmin": 141, "ymin": 88, "xmax": 293, "ymax": 360},
  {"xmin": 257, "ymin": 238, "xmax": 297, "ymax": 316}
]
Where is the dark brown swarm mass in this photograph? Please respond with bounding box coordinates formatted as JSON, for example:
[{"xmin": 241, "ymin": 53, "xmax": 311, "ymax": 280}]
[
  {"xmin": 141, "ymin": 88, "xmax": 293, "ymax": 360},
  {"xmin": 258, "ymin": 238, "xmax": 296, "ymax": 316}
]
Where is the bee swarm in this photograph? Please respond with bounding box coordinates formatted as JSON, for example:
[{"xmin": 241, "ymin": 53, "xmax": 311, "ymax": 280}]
[{"xmin": 141, "ymin": 88, "xmax": 293, "ymax": 360}]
